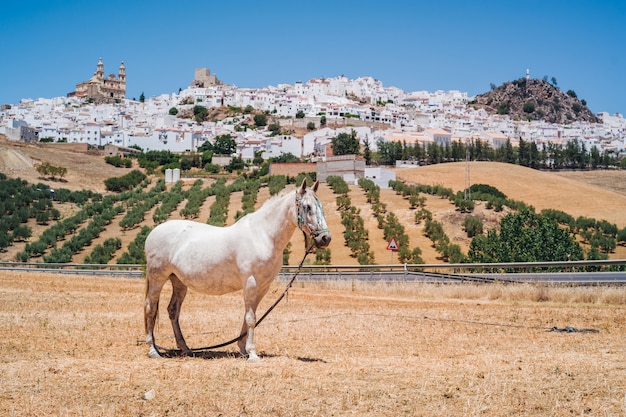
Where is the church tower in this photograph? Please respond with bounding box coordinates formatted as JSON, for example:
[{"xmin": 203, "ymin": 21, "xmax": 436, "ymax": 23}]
[
  {"xmin": 96, "ymin": 57, "xmax": 104, "ymax": 80},
  {"xmin": 118, "ymin": 61, "xmax": 126, "ymax": 83},
  {"xmin": 70, "ymin": 57, "xmax": 126, "ymax": 103}
]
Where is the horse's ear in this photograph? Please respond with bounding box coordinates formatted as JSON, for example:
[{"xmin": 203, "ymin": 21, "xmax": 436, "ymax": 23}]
[
  {"xmin": 313, "ymin": 180, "xmax": 319, "ymax": 192},
  {"xmin": 299, "ymin": 178, "xmax": 307, "ymax": 195}
]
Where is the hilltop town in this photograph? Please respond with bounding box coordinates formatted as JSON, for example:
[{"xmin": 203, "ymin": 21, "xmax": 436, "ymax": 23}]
[{"xmin": 1, "ymin": 59, "xmax": 625, "ymax": 166}]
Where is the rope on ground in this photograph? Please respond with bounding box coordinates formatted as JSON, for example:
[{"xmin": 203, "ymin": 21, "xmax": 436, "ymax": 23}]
[{"xmin": 548, "ymin": 326, "xmax": 600, "ymax": 333}]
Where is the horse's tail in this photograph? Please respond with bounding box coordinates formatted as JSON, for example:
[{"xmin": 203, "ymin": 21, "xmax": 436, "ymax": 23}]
[{"xmin": 143, "ymin": 272, "xmax": 149, "ymax": 333}]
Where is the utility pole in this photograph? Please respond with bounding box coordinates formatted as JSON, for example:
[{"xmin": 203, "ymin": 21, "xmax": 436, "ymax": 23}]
[{"xmin": 464, "ymin": 137, "xmax": 471, "ymax": 200}]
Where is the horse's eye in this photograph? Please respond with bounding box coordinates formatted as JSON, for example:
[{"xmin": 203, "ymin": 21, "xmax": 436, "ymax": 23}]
[{"xmin": 305, "ymin": 204, "xmax": 312, "ymax": 213}]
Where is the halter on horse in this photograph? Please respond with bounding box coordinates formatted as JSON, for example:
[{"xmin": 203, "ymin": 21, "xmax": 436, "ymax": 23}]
[{"xmin": 143, "ymin": 179, "xmax": 331, "ymax": 361}]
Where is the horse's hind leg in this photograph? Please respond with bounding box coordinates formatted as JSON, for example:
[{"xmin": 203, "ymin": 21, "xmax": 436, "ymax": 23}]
[
  {"xmin": 144, "ymin": 269, "xmax": 169, "ymax": 358},
  {"xmin": 167, "ymin": 274, "xmax": 191, "ymax": 354}
]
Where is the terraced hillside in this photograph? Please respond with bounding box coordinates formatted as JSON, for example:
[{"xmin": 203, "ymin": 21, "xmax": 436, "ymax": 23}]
[
  {"xmin": 2, "ymin": 138, "xmax": 626, "ymax": 264},
  {"xmin": 1, "ymin": 171, "xmax": 626, "ymax": 265}
]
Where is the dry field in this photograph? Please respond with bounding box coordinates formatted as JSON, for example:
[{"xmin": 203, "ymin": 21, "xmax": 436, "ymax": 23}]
[
  {"xmin": 394, "ymin": 162, "xmax": 626, "ymax": 227},
  {"xmin": 1, "ymin": 271, "xmax": 625, "ymax": 416}
]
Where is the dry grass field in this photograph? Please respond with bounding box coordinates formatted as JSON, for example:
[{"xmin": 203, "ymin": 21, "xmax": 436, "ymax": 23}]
[
  {"xmin": 394, "ymin": 162, "xmax": 626, "ymax": 227},
  {"xmin": 1, "ymin": 271, "xmax": 625, "ymax": 416},
  {"xmin": 2, "ymin": 139, "xmax": 626, "ymax": 415}
]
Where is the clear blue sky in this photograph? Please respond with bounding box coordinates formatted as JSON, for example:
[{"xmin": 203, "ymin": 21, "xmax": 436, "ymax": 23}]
[{"xmin": 1, "ymin": 0, "xmax": 624, "ymax": 115}]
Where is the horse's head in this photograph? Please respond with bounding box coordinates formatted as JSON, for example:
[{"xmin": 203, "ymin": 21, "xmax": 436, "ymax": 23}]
[{"xmin": 296, "ymin": 179, "xmax": 332, "ymax": 249}]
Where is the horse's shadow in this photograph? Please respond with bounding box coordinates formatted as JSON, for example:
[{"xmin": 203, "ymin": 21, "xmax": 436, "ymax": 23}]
[{"xmin": 159, "ymin": 348, "xmax": 326, "ymax": 363}]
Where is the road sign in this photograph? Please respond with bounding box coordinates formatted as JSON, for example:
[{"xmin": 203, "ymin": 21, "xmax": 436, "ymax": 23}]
[{"xmin": 386, "ymin": 237, "xmax": 399, "ymax": 251}]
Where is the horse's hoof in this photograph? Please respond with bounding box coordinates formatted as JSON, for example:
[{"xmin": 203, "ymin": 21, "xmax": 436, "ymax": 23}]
[
  {"xmin": 247, "ymin": 353, "xmax": 261, "ymax": 363},
  {"xmin": 148, "ymin": 345, "xmax": 162, "ymax": 359}
]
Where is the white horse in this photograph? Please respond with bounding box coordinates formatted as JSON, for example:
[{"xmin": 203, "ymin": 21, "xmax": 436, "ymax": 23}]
[{"xmin": 144, "ymin": 179, "xmax": 331, "ymax": 361}]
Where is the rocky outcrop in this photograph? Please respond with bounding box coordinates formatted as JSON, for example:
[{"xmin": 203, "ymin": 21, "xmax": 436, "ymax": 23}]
[{"xmin": 469, "ymin": 78, "xmax": 600, "ymax": 124}]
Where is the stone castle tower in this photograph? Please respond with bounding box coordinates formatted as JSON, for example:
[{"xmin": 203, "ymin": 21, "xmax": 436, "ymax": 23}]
[
  {"xmin": 70, "ymin": 58, "xmax": 126, "ymax": 103},
  {"xmin": 190, "ymin": 68, "xmax": 222, "ymax": 88}
]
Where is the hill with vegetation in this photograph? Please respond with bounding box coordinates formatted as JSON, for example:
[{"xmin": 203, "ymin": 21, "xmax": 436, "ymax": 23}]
[
  {"xmin": 468, "ymin": 77, "xmax": 601, "ymax": 124},
  {"xmin": 1, "ymin": 137, "xmax": 626, "ymax": 266}
]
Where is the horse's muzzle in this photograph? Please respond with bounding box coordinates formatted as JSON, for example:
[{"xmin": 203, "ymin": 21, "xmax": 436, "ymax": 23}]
[{"xmin": 314, "ymin": 231, "xmax": 331, "ymax": 248}]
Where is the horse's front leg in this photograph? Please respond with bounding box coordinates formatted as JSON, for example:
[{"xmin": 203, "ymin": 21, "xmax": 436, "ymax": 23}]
[{"xmin": 238, "ymin": 275, "xmax": 260, "ymax": 362}]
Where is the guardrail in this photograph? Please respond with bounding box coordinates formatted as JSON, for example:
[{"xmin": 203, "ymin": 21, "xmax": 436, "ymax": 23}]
[
  {"xmin": 1, "ymin": 260, "xmax": 625, "ymax": 284},
  {"xmin": 0, "ymin": 262, "xmax": 144, "ymax": 278}
]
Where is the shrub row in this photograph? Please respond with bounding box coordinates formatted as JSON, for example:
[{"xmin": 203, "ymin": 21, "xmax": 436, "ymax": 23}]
[
  {"xmin": 235, "ymin": 179, "xmax": 260, "ymax": 221},
  {"xmin": 328, "ymin": 176, "xmax": 373, "ymax": 264},
  {"xmin": 423, "ymin": 219, "xmax": 464, "ymax": 263},
  {"xmin": 153, "ymin": 182, "xmax": 185, "ymax": 224},
  {"xmin": 84, "ymin": 238, "xmax": 122, "ymax": 264},
  {"xmin": 105, "ymin": 155, "xmax": 132, "ymax": 168},
  {"xmin": 359, "ymin": 178, "xmax": 423, "ymax": 264},
  {"xmin": 119, "ymin": 180, "xmax": 166, "ymax": 230},
  {"xmin": 117, "ymin": 225, "xmax": 152, "ymax": 264},
  {"xmin": 179, "ymin": 179, "xmax": 210, "ymax": 219},
  {"xmin": 104, "ymin": 169, "xmax": 146, "ymax": 192}
]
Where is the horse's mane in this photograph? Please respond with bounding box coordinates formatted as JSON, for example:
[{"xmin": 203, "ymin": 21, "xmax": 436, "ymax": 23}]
[
  {"xmin": 260, "ymin": 186, "xmax": 295, "ymax": 210},
  {"xmin": 236, "ymin": 185, "xmax": 296, "ymax": 224}
]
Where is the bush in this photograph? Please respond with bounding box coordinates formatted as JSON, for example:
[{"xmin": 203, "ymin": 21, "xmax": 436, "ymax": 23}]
[
  {"xmin": 105, "ymin": 155, "xmax": 132, "ymax": 168},
  {"xmin": 541, "ymin": 209, "xmax": 574, "ymax": 227},
  {"xmin": 454, "ymin": 197, "xmax": 474, "ymax": 213},
  {"xmin": 104, "ymin": 170, "xmax": 146, "ymax": 192},
  {"xmin": 463, "ymin": 216, "xmax": 484, "ymax": 238},
  {"xmin": 204, "ymin": 163, "xmax": 221, "ymax": 173},
  {"xmin": 268, "ymin": 175, "xmax": 287, "ymax": 196},
  {"xmin": 253, "ymin": 114, "xmax": 267, "ymax": 127},
  {"xmin": 523, "ymin": 101, "xmax": 535, "ymax": 113}
]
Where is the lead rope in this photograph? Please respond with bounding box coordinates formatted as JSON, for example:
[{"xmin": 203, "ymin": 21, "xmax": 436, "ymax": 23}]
[{"xmin": 153, "ymin": 241, "xmax": 316, "ymax": 357}]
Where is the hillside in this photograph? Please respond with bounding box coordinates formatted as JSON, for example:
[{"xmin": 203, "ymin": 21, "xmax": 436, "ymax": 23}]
[
  {"xmin": 1, "ymin": 138, "xmax": 626, "ymax": 264},
  {"xmin": 469, "ymin": 78, "xmax": 600, "ymax": 124}
]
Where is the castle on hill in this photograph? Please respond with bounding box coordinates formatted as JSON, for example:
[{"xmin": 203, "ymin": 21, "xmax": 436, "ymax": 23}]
[
  {"xmin": 68, "ymin": 57, "xmax": 126, "ymax": 103},
  {"xmin": 189, "ymin": 68, "xmax": 222, "ymax": 87}
]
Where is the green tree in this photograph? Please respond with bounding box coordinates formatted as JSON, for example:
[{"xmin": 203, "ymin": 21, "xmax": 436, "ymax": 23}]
[
  {"xmin": 204, "ymin": 163, "xmax": 221, "ymax": 173},
  {"xmin": 269, "ymin": 153, "xmax": 300, "ymax": 163},
  {"xmin": 11, "ymin": 225, "xmax": 32, "ymax": 242},
  {"xmin": 252, "ymin": 151, "xmax": 264, "ymax": 166},
  {"xmin": 268, "ymin": 122, "xmax": 281, "ymax": 136},
  {"xmin": 589, "ymin": 146, "xmax": 601, "ymax": 169},
  {"xmin": 331, "ymin": 130, "xmax": 360, "ymax": 156},
  {"xmin": 253, "ymin": 113, "xmax": 268, "ymax": 127},
  {"xmin": 225, "ymin": 156, "xmax": 245, "ymax": 172},
  {"xmin": 315, "ymin": 248, "xmax": 331, "ymax": 265},
  {"xmin": 468, "ymin": 209, "xmax": 584, "ymax": 263},
  {"xmin": 523, "ymin": 101, "xmax": 535, "ymax": 114},
  {"xmin": 282, "ymin": 242, "xmax": 291, "ymax": 265},
  {"xmin": 212, "ymin": 134, "xmax": 236, "ymax": 155},
  {"xmin": 295, "ymin": 110, "xmax": 305, "ymax": 119},
  {"xmin": 363, "ymin": 138, "xmax": 372, "ymax": 165},
  {"xmin": 463, "ymin": 216, "xmax": 483, "ymax": 237},
  {"xmin": 169, "ymin": 107, "xmax": 178, "ymax": 116},
  {"xmin": 193, "ymin": 105, "xmax": 208, "ymax": 123}
]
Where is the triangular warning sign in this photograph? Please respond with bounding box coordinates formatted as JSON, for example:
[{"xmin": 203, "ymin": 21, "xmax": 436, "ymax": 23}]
[{"xmin": 386, "ymin": 237, "xmax": 399, "ymax": 251}]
